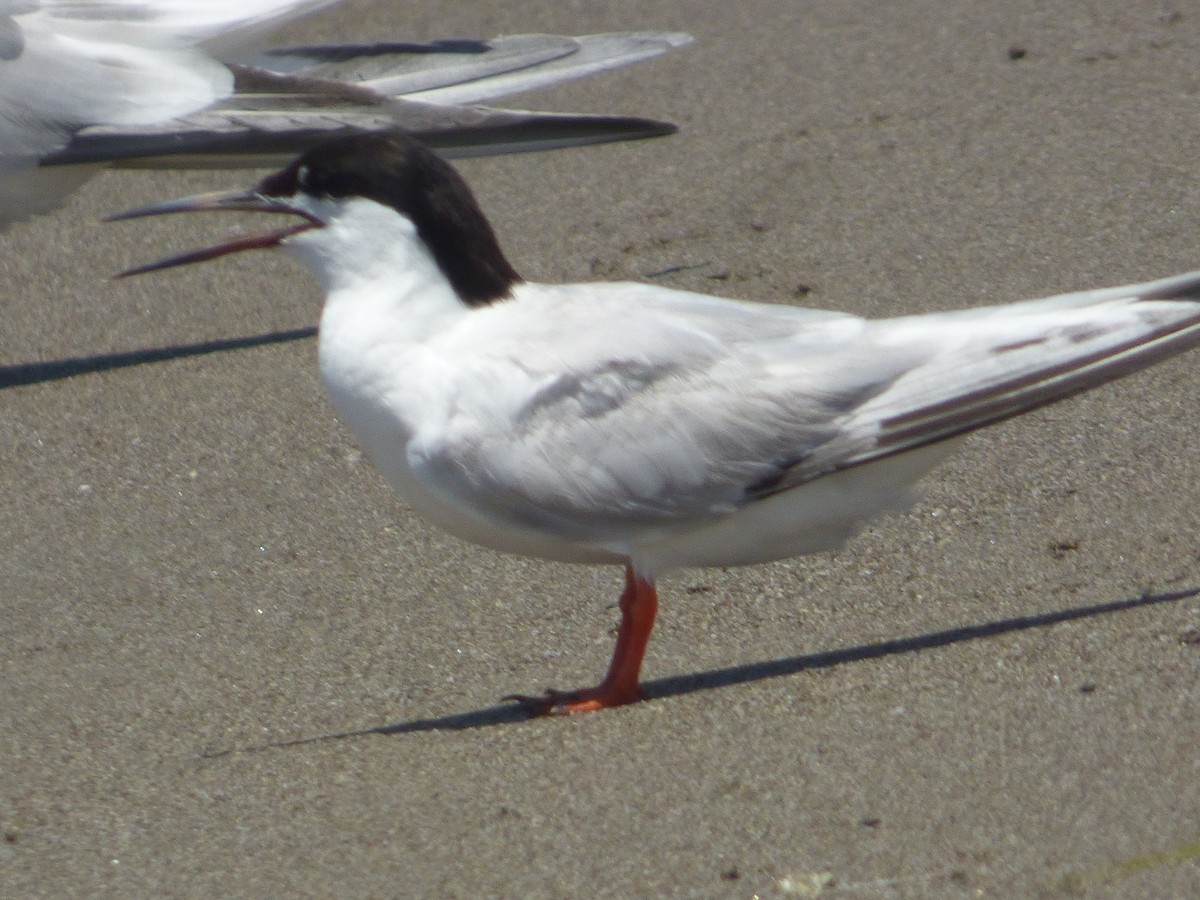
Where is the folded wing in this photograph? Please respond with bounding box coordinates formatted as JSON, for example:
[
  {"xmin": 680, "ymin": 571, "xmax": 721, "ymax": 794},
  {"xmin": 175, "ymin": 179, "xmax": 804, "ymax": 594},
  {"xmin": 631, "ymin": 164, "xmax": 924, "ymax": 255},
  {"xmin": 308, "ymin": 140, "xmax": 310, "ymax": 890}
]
[{"xmin": 413, "ymin": 273, "xmax": 1200, "ymax": 546}]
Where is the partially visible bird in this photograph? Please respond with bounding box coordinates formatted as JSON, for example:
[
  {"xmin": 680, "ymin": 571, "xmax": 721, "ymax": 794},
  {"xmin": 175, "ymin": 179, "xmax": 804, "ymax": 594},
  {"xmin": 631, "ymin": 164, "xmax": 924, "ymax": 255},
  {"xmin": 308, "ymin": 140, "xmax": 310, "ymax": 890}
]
[
  {"xmin": 112, "ymin": 133, "xmax": 1200, "ymax": 715},
  {"xmin": 0, "ymin": 0, "xmax": 689, "ymax": 226}
]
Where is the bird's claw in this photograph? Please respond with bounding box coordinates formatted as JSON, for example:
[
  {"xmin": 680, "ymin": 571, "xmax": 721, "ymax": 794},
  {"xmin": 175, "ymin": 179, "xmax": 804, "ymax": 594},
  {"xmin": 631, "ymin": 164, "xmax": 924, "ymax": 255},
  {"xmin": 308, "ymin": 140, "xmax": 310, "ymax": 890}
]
[{"xmin": 503, "ymin": 685, "xmax": 643, "ymax": 716}]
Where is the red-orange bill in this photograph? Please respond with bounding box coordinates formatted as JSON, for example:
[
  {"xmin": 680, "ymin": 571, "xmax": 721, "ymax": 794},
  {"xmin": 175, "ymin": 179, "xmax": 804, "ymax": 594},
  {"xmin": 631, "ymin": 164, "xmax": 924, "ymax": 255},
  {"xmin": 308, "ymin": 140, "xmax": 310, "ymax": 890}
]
[{"xmin": 106, "ymin": 189, "xmax": 320, "ymax": 278}]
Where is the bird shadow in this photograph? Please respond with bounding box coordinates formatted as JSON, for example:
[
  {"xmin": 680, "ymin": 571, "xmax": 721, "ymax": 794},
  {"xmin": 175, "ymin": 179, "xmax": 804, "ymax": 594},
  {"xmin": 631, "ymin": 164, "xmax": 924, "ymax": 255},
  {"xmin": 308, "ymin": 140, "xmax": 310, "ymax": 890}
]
[
  {"xmin": 200, "ymin": 584, "xmax": 1199, "ymax": 758},
  {"xmin": 0, "ymin": 327, "xmax": 316, "ymax": 389}
]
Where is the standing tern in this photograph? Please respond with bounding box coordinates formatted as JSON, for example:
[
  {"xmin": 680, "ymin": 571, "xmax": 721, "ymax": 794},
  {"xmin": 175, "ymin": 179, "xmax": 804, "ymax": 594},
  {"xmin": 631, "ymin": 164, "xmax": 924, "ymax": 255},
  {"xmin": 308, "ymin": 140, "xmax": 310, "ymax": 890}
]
[
  {"xmin": 111, "ymin": 132, "xmax": 1200, "ymax": 715},
  {"xmin": 1, "ymin": 1, "xmax": 689, "ymax": 226}
]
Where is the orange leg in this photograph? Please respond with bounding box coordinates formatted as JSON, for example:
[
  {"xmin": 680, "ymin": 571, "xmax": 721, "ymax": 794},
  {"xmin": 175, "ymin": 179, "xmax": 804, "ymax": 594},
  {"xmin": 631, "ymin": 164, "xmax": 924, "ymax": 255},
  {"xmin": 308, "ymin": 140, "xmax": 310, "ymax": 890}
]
[{"xmin": 506, "ymin": 563, "xmax": 658, "ymax": 715}]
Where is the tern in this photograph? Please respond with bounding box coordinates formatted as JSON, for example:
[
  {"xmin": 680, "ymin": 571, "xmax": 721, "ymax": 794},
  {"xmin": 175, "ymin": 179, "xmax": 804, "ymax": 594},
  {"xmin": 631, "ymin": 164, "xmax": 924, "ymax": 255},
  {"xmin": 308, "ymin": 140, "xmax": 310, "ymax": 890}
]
[
  {"xmin": 1, "ymin": 1, "xmax": 688, "ymax": 226},
  {"xmin": 112, "ymin": 132, "xmax": 1200, "ymax": 715}
]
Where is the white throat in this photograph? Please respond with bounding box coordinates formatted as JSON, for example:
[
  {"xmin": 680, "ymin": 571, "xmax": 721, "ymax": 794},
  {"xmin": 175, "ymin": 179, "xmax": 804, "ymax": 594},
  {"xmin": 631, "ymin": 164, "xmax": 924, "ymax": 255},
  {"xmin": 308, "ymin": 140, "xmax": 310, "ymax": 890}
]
[
  {"xmin": 283, "ymin": 195, "xmax": 467, "ymax": 342},
  {"xmin": 289, "ymin": 195, "xmax": 475, "ymax": 520}
]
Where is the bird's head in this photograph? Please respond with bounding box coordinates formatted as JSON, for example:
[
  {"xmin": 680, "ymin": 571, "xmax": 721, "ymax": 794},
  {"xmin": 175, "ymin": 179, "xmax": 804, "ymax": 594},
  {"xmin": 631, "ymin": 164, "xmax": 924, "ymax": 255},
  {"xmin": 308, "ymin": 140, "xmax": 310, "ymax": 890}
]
[{"xmin": 110, "ymin": 132, "xmax": 522, "ymax": 305}]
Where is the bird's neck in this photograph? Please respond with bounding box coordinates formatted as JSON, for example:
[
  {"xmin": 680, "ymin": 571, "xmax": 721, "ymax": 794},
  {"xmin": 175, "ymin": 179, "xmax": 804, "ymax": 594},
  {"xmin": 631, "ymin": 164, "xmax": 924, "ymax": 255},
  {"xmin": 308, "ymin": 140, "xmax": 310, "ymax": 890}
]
[
  {"xmin": 286, "ymin": 202, "xmax": 472, "ymax": 347},
  {"xmin": 311, "ymin": 224, "xmax": 468, "ymax": 454},
  {"xmin": 318, "ymin": 252, "xmax": 468, "ymax": 363}
]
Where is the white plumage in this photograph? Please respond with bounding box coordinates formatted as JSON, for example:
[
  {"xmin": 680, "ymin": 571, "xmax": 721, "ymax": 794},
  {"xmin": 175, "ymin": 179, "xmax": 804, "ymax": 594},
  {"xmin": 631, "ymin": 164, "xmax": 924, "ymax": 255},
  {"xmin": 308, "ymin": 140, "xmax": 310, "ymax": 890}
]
[{"xmin": 112, "ymin": 133, "xmax": 1200, "ymax": 714}]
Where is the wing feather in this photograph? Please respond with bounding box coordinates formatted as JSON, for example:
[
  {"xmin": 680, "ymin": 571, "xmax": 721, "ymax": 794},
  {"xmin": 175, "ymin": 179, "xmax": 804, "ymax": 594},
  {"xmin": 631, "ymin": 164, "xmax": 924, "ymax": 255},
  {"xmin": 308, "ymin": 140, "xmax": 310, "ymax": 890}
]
[
  {"xmin": 409, "ymin": 285, "xmax": 905, "ymax": 542},
  {"xmin": 411, "ymin": 273, "xmax": 1200, "ymax": 547}
]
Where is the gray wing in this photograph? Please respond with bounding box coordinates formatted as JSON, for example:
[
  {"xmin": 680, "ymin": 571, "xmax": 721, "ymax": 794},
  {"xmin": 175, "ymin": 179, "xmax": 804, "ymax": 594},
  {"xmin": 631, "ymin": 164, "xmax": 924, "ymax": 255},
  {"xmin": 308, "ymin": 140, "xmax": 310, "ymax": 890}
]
[
  {"xmin": 47, "ymin": 32, "xmax": 689, "ymax": 170},
  {"xmin": 785, "ymin": 269, "xmax": 1200, "ymax": 488},
  {"xmin": 242, "ymin": 32, "xmax": 693, "ymax": 104},
  {"xmin": 410, "ymin": 287, "xmax": 913, "ymax": 542},
  {"xmin": 415, "ymin": 272, "xmax": 1200, "ymax": 544},
  {"xmin": 3, "ymin": 20, "xmax": 688, "ymax": 225}
]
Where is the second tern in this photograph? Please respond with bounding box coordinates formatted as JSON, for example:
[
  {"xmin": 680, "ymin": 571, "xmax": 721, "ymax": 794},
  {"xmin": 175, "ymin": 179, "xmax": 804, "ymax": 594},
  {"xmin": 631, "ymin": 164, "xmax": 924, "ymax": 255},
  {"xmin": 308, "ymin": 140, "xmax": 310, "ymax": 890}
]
[
  {"xmin": 113, "ymin": 133, "xmax": 1200, "ymax": 715},
  {"xmin": 0, "ymin": 1, "xmax": 689, "ymax": 227}
]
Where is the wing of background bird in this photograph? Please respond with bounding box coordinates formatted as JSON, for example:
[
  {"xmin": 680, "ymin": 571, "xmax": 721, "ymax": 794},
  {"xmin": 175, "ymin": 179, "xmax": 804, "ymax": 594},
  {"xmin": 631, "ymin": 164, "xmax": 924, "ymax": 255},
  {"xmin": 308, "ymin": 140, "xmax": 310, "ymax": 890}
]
[
  {"xmin": 34, "ymin": 1, "xmax": 343, "ymax": 52},
  {"xmin": 0, "ymin": 0, "xmax": 339, "ymax": 156},
  {"xmin": 48, "ymin": 32, "xmax": 689, "ymax": 169},
  {"xmin": 245, "ymin": 32, "xmax": 693, "ymax": 104},
  {"xmin": 0, "ymin": 0, "xmax": 339, "ymax": 223},
  {"xmin": 2, "ymin": 3, "xmax": 688, "ymax": 226},
  {"xmin": 51, "ymin": 91, "xmax": 677, "ymax": 169}
]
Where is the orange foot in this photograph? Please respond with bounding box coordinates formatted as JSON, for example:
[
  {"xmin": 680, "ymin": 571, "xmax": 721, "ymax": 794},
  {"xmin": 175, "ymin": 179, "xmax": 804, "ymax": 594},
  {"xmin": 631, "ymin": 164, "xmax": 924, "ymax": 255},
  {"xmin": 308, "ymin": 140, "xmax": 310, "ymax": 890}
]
[
  {"xmin": 504, "ymin": 684, "xmax": 646, "ymax": 716},
  {"xmin": 507, "ymin": 564, "xmax": 659, "ymax": 716}
]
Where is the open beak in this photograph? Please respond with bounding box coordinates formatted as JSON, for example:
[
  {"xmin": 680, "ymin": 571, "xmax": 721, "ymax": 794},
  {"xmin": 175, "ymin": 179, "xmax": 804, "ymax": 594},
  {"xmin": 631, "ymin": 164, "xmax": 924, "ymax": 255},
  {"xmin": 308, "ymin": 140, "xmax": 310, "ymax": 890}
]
[{"xmin": 106, "ymin": 189, "xmax": 322, "ymax": 278}]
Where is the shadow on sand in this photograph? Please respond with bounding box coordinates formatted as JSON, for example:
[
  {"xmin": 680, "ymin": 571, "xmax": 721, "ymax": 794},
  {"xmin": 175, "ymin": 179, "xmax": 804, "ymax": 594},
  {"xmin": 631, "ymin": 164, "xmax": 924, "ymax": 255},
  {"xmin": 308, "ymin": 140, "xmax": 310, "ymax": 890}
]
[
  {"xmin": 201, "ymin": 584, "xmax": 1199, "ymax": 757},
  {"xmin": 0, "ymin": 327, "xmax": 316, "ymax": 389}
]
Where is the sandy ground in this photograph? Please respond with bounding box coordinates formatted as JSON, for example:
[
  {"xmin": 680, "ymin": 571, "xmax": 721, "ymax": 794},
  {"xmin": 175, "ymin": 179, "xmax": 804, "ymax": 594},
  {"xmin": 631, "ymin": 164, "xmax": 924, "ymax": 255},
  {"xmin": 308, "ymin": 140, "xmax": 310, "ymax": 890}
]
[{"xmin": 4, "ymin": 1, "xmax": 1200, "ymax": 896}]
